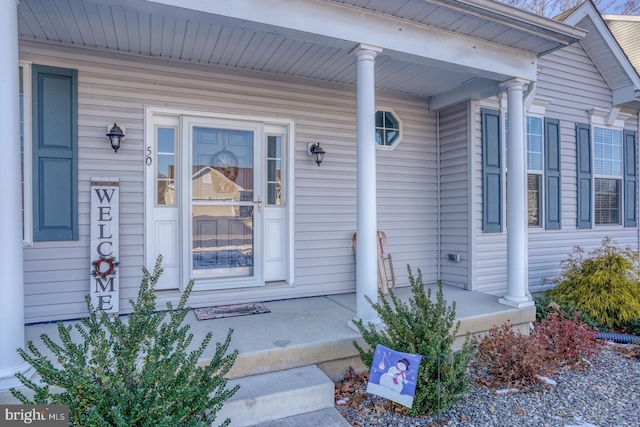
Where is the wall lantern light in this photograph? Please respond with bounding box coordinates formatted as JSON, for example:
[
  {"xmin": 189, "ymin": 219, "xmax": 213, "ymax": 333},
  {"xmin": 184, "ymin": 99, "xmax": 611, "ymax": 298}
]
[
  {"xmin": 307, "ymin": 142, "xmax": 325, "ymax": 166},
  {"xmin": 106, "ymin": 123, "xmax": 126, "ymax": 153}
]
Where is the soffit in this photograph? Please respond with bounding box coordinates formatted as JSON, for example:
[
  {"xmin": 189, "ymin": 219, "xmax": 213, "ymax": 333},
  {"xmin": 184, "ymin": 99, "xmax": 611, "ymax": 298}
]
[{"xmin": 17, "ymin": 0, "xmax": 582, "ymax": 105}]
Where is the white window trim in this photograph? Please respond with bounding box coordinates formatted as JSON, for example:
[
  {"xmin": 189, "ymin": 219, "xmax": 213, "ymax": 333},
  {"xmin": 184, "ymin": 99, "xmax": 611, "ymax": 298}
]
[
  {"xmin": 375, "ymin": 106, "xmax": 403, "ymax": 151},
  {"xmin": 589, "ymin": 108, "xmax": 631, "ymax": 227},
  {"xmin": 526, "ymin": 114, "xmax": 544, "ymax": 228},
  {"xmin": 589, "ymin": 107, "xmax": 631, "ymax": 129},
  {"xmin": 21, "ymin": 61, "xmax": 33, "ymax": 246}
]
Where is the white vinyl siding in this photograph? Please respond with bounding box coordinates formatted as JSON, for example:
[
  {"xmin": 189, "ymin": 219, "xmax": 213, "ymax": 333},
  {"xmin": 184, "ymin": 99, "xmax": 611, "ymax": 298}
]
[
  {"xmin": 474, "ymin": 43, "xmax": 639, "ymax": 294},
  {"xmin": 20, "ymin": 40, "xmax": 436, "ymax": 323},
  {"xmin": 438, "ymin": 102, "xmax": 470, "ymax": 289}
]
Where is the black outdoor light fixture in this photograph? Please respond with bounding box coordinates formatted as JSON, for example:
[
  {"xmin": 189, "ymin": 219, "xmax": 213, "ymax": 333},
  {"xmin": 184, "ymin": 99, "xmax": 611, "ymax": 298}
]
[
  {"xmin": 106, "ymin": 123, "xmax": 125, "ymax": 152},
  {"xmin": 307, "ymin": 142, "xmax": 325, "ymax": 166}
]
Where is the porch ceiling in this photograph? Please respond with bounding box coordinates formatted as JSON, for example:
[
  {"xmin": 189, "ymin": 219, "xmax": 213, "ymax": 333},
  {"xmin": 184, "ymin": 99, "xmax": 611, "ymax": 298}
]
[{"xmin": 18, "ymin": 0, "xmax": 583, "ymax": 107}]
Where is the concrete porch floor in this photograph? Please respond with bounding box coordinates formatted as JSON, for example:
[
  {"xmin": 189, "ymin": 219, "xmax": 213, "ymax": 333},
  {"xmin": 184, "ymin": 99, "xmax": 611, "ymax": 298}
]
[{"xmin": 2, "ymin": 283, "xmax": 535, "ymax": 402}]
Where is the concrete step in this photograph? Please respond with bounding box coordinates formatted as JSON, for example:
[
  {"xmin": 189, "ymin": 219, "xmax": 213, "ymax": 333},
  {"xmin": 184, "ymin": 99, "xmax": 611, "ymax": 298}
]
[
  {"xmin": 216, "ymin": 365, "xmax": 335, "ymax": 427},
  {"xmin": 254, "ymin": 407, "xmax": 351, "ymax": 427}
]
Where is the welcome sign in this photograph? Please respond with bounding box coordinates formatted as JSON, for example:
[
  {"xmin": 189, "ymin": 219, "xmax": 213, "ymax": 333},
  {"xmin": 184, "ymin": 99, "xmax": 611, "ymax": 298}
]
[{"xmin": 90, "ymin": 178, "xmax": 120, "ymax": 314}]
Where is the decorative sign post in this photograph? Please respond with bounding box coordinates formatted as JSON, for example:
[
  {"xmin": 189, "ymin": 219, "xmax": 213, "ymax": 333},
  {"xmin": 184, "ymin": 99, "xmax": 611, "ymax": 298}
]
[{"xmin": 90, "ymin": 178, "xmax": 120, "ymax": 314}]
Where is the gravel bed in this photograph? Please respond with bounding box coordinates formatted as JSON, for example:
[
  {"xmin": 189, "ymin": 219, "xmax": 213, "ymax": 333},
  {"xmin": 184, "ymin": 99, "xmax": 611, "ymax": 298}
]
[{"xmin": 335, "ymin": 345, "xmax": 640, "ymax": 427}]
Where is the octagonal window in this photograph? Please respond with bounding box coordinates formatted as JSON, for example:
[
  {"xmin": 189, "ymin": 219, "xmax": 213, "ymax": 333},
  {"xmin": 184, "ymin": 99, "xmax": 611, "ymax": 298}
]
[{"xmin": 375, "ymin": 109, "xmax": 402, "ymax": 149}]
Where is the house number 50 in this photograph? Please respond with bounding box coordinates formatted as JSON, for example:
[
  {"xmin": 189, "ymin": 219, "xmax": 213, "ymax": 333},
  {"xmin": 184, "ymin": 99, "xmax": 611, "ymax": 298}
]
[{"xmin": 146, "ymin": 147, "xmax": 152, "ymax": 166}]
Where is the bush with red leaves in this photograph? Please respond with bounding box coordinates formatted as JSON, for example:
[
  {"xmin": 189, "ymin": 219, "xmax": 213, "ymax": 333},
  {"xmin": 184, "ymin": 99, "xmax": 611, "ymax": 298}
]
[
  {"xmin": 476, "ymin": 312, "xmax": 601, "ymax": 389},
  {"xmin": 475, "ymin": 323, "xmax": 553, "ymax": 389},
  {"xmin": 536, "ymin": 311, "xmax": 601, "ymax": 370}
]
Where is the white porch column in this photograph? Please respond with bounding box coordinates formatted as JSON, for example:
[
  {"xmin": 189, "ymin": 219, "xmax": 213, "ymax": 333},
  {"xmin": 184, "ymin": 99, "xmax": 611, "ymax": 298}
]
[
  {"xmin": 352, "ymin": 44, "xmax": 383, "ymax": 328},
  {"xmin": 499, "ymin": 79, "xmax": 534, "ymax": 308},
  {"xmin": 0, "ymin": 0, "xmax": 33, "ymax": 390}
]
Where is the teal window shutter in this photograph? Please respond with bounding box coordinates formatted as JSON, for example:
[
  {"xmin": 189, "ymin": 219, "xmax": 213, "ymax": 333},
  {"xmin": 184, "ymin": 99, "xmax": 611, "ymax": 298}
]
[
  {"xmin": 576, "ymin": 123, "xmax": 591, "ymax": 229},
  {"xmin": 32, "ymin": 65, "xmax": 78, "ymax": 241},
  {"xmin": 544, "ymin": 118, "xmax": 561, "ymax": 230},
  {"xmin": 624, "ymin": 130, "xmax": 637, "ymax": 227},
  {"xmin": 482, "ymin": 109, "xmax": 502, "ymax": 233}
]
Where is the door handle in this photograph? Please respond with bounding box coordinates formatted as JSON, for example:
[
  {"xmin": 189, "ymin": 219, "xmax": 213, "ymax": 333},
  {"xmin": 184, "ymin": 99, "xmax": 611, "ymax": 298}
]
[{"xmin": 254, "ymin": 195, "xmax": 263, "ymax": 213}]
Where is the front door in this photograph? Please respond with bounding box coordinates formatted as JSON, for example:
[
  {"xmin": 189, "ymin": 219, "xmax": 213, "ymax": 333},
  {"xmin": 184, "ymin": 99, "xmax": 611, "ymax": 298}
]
[
  {"xmin": 145, "ymin": 111, "xmax": 290, "ymax": 292},
  {"xmin": 185, "ymin": 117, "xmax": 263, "ymax": 290}
]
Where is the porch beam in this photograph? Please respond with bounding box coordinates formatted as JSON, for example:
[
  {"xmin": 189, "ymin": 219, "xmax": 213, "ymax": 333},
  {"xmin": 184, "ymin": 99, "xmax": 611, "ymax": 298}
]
[
  {"xmin": 352, "ymin": 44, "xmax": 382, "ymax": 328},
  {"xmin": 0, "ymin": 0, "xmax": 33, "ymax": 390},
  {"xmin": 148, "ymin": 0, "xmax": 542, "ymax": 81},
  {"xmin": 499, "ymin": 78, "xmax": 534, "ymax": 308},
  {"xmin": 429, "ymin": 77, "xmax": 502, "ymax": 111}
]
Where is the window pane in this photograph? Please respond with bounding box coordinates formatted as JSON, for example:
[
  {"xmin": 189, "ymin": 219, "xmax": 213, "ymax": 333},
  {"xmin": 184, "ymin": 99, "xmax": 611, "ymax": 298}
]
[
  {"xmin": 386, "ymin": 130, "xmax": 399, "ymax": 145},
  {"xmin": 375, "ymin": 111, "xmax": 384, "ymax": 128},
  {"xmin": 375, "ymin": 110, "xmax": 401, "ymax": 147},
  {"xmin": 266, "ymin": 135, "xmax": 282, "ymax": 205},
  {"xmin": 157, "ymin": 127, "xmax": 176, "ymax": 205},
  {"xmin": 595, "ymin": 178, "xmax": 620, "ymax": 225},
  {"xmin": 385, "ymin": 111, "xmax": 398, "ymax": 128},
  {"xmin": 192, "ymin": 205, "xmax": 253, "ymax": 274},
  {"xmin": 526, "ymin": 117, "xmax": 543, "ymax": 171},
  {"xmin": 527, "ymin": 174, "xmax": 541, "ymax": 227},
  {"xmin": 594, "ymin": 127, "xmax": 622, "ymax": 176}
]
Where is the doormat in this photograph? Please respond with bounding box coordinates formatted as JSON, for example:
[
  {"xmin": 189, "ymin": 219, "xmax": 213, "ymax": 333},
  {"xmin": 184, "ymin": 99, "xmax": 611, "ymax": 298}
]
[{"xmin": 193, "ymin": 302, "xmax": 270, "ymax": 320}]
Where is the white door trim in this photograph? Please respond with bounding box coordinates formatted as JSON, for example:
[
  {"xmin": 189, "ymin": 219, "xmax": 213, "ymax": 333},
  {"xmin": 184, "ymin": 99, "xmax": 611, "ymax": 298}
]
[{"xmin": 144, "ymin": 106, "xmax": 295, "ymax": 289}]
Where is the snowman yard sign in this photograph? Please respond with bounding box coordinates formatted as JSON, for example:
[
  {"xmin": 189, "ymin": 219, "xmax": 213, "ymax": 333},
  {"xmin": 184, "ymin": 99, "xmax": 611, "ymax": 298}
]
[{"xmin": 366, "ymin": 344, "xmax": 423, "ymax": 408}]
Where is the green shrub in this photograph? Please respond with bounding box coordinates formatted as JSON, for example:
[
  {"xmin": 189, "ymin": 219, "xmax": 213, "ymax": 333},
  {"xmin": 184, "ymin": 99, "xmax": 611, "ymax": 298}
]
[
  {"xmin": 534, "ymin": 294, "xmax": 605, "ymax": 331},
  {"xmin": 547, "ymin": 237, "xmax": 640, "ymax": 328},
  {"xmin": 11, "ymin": 256, "xmax": 239, "ymax": 427},
  {"xmin": 352, "ymin": 267, "xmax": 474, "ymax": 416},
  {"xmin": 622, "ymin": 318, "xmax": 640, "ymax": 336}
]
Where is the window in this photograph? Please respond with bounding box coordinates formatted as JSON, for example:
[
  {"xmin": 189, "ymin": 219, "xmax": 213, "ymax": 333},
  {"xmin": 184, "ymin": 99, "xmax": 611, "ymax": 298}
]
[
  {"xmin": 499, "ymin": 113, "xmax": 559, "ymax": 230},
  {"xmin": 20, "ymin": 63, "xmax": 33, "ymax": 245},
  {"xmin": 375, "ymin": 109, "xmax": 402, "ymax": 149},
  {"xmin": 266, "ymin": 135, "xmax": 283, "ymax": 205},
  {"xmin": 593, "ymin": 127, "xmax": 623, "ymax": 225},
  {"xmin": 156, "ymin": 127, "xmax": 176, "ymax": 205},
  {"xmin": 482, "ymin": 99, "xmax": 562, "ymax": 233},
  {"xmin": 526, "ymin": 116, "xmax": 543, "ymax": 227},
  {"xmin": 576, "ymin": 111, "xmax": 636, "ymax": 229},
  {"xmin": 503, "ymin": 114, "xmax": 544, "ymax": 226}
]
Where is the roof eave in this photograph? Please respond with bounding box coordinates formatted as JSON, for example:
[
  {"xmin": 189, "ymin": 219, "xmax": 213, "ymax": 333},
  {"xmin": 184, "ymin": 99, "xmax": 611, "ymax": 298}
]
[{"xmin": 432, "ymin": 0, "xmax": 587, "ymax": 46}]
